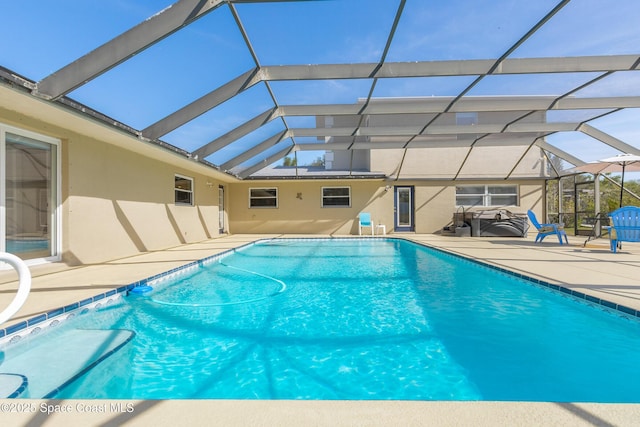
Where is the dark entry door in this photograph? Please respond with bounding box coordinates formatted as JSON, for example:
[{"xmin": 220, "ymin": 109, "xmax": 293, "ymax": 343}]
[{"xmin": 394, "ymin": 186, "xmax": 415, "ymax": 232}]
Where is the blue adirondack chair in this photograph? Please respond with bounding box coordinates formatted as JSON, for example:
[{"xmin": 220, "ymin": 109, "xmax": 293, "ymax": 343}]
[
  {"xmin": 608, "ymin": 206, "xmax": 640, "ymax": 253},
  {"xmin": 527, "ymin": 210, "xmax": 568, "ymax": 245}
]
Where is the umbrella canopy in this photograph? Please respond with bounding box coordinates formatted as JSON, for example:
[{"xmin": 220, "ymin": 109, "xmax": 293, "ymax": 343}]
[
  {"xmin": 571, "ymin": 154, "xmax": 640, "ymax": 174},
  {"xmin": 567, "ymin": 153, "xmax": 640, "ymax": 208}
]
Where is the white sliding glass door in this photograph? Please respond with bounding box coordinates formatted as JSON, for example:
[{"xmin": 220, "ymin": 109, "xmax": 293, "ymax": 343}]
[{"xmin": 1, "ymin": 125, "xmax": 60, "ymax": 262}]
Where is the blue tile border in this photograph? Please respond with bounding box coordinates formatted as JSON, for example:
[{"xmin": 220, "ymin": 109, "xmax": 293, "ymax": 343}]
[
  {"xmin": 0, "ymin": 241, "xmax": 254, "ymax": 341},
  {"xmin": 63, "ymin": 302, "xmax": 79, "ymax": 312},
  {"xmin": 4, "ymin": 322, "xmax": 27, "ymax": 336},
  {"xmin": 46, "ymin": 307, "xmax": 64, "ymax": 318},
  {"xmin": 1, "ymin": 236, "xmax": 638, "ymax": 342},
  {"xmin": 27, "ymin": 314, "xmax": 47, "ymax": 326},
  {"xmin": 0, "ymin": 286, "xmax": 130, "ymax": 342}
]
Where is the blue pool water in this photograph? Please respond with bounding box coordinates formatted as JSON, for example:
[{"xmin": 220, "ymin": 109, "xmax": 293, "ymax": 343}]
[{"xmin": 3, "ymin": 238, "xmax": 640, "ymax": 401}]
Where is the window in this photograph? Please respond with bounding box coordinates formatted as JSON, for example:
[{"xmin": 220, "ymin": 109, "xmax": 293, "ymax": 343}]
[
  {"xmin": 175, "ymin": 174, "xmax": 193, "ymax": 205},
  {"xmin": 456, "ymin": 185, "xmax": 518, "ymax": 207},
  {"xmin": 322, "ymin": 186, "xmax": 351, "ymax": 207},
  {"xmin": 249, "ymin": 188, "xmax": 278, "ymax": 208}
]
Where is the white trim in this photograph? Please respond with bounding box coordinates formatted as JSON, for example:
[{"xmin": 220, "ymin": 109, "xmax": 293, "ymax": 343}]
[
  {"xmin": 218, "ymin": 185, "xmax": 225, "ymax": 232},
  {"xmin": 174, "ymin": 173, "xmax": 194, "ymax": 206},
  {"xmin": 0, "ymin": 122, "xmax": 62, "ymax": 265},
  {"xmin": 0, "ymin": 127, "xmax": 5, "ymax": 254}
]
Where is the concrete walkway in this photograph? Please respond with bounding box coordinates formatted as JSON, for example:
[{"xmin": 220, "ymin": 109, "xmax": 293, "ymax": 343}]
[{"xmin": 1, "ymin": 234, "xmax": 639, "ymax": 426}]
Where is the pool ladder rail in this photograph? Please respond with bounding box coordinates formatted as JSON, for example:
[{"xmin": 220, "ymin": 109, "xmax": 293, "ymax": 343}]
[
  {"xmin": 0, "ymin": 252, "xmax": 32, "ymax": 398},
  {"xmin": 0, "ymin": 252, "xmax": 32, "ymax": 325}
]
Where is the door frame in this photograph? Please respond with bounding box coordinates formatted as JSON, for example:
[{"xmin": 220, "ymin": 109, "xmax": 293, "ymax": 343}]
[
  {"xmin": 218, "ymin": 185, "xmax": 225, "ymax": 234},
  {"xmin": 394, "ymin": 185, "xmax": 415, "ymax": 232}
]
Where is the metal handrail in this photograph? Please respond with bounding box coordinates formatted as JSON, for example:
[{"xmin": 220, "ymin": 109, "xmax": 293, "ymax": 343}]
[{"xmin": 0, "ymin": 252, "xmax": 32, "ymax": 325}]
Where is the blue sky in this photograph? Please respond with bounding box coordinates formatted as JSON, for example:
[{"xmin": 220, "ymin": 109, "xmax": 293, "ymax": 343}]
[{"xmin": 1, "ymin": 0, "xmax": 639, "ymax": 173}]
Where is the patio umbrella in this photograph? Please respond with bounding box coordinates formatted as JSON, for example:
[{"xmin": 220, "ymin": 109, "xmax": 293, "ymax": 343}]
[{"xmin": 569, "ymin": 153, "xmax": 640, "ymax": 208}]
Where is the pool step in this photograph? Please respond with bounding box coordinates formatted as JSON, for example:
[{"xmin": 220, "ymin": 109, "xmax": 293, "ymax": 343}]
[
  {"xmin": 0, "ymin": 328, "xmax": 135, "ymax": 398},
  {"xmin": 0, "ymin": 373, "xmax": 29, "ymax": 398}
]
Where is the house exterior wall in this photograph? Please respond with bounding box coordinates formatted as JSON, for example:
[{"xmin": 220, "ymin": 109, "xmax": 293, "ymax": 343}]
[
  {"xmin": 228, "ymin": 180, "xmax": 545, "ymax": 235},
  {"xmin": 0, "ymin": 104, "xmax": 228, "ymax": 265},
  {"xmin": 62, "ymin": 135, "xmax": 224, "ymax": 264},
  {"xmin": 228, "ymin": 180, "xmax": 383, "ymax": 235},
  {"xmin": 1, "ymin": 87, "xmax": 548, "ymax": 266}
]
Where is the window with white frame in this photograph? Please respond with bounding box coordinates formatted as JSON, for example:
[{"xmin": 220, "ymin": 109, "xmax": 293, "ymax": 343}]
[
  {"xmin": 456, "ymin": 185, "xmax": 518, "ymax": 207},
  {"xmin": 322, "ymin": 186, "xmax": 351, "ymax": 207},
  {"xmin": 174, "ymin": 174, "xmax": 194, "ymax": 205},
  {"xmin": 249, "ymin": 187, "xmax": 278, "ymax": 208}
]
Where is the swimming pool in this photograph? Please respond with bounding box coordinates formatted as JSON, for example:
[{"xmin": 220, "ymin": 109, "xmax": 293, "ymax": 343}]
[{"xmin": 1, "ymin": 238, "xmax": 639, "ymax": 401}]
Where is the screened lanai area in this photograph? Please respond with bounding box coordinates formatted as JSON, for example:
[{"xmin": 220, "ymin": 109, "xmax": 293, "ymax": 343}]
[{"xmin": 1, "ymin": 0, "xmax": 640, "ymax": 262}]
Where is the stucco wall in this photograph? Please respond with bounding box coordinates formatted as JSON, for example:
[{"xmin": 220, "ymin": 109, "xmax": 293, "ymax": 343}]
[
  {"xmin": 63, "ymin": 135, "xmax": 225, "ymax": 264},
  {"xmin": 1, "ymin": 106, "xmax": 227, "ymax": 265},
  {"xmin": 228, "ymin": 181, "xmax": 384, "ymax": 235},
  {"xmin": 228, "ymin": 180, "xmax": 545, "ymax": 235}
]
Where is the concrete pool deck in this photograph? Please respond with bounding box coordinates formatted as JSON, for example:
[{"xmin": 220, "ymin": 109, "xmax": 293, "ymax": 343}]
[{"xmin": 1, "ymin": 233, "xmax": 639, "ymax": 426}]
